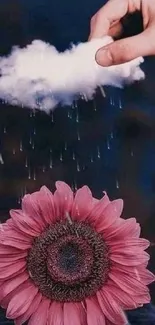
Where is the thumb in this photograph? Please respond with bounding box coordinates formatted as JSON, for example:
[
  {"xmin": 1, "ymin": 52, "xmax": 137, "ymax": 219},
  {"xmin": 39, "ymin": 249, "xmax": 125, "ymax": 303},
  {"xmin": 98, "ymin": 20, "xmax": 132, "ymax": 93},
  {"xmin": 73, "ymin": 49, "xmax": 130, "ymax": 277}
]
[{"xmin": 95, "ymin": 29, "xmax": 155, "ymax": 66}]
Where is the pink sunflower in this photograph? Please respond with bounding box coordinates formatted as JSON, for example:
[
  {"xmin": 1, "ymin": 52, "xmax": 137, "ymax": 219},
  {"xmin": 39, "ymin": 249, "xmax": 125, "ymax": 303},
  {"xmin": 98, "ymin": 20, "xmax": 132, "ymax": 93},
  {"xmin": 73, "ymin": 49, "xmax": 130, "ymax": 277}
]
[{"xmin": 0, "ymin": 182, "xmax": 154, "ymax": 325}]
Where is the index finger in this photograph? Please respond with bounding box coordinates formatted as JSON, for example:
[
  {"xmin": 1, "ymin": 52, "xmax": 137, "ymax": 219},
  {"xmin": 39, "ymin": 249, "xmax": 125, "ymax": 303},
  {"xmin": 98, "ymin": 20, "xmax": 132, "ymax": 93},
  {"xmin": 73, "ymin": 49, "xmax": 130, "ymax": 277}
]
[{"xmin": 89, "ymin": 0, "xmax": 129, "ymax": 39}]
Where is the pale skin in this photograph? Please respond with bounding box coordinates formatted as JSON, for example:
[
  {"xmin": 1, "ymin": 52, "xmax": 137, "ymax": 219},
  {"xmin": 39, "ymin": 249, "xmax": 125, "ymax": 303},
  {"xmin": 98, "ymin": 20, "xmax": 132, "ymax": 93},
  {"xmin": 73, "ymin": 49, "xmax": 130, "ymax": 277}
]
[{"xmin": 89, "ymin": 0, "xmax": 155, "ymax": 66}]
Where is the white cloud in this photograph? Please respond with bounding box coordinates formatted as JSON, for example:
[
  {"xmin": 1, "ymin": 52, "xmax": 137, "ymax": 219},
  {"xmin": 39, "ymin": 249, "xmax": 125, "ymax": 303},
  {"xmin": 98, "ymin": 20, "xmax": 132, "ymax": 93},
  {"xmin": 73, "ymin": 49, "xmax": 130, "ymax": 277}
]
[{"xmin": 0, "ymin": 36, "xmax": 144, "ymax": 113}]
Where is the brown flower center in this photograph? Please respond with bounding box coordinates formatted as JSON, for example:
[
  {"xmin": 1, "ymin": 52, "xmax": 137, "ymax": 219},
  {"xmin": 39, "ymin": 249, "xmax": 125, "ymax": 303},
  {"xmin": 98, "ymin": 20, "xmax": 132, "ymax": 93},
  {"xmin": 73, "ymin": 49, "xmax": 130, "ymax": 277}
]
[{"xmin": 27, "ymin": 219, "xmax": 110, "ymax": 302}]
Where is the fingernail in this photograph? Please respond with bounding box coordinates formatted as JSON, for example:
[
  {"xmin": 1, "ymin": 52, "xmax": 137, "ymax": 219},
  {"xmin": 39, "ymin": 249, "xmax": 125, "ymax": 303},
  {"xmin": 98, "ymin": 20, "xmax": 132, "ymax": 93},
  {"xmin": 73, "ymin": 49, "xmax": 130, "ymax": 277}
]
[{"xmin": 95, "ymin": 48, "xmax": 113, "ymax": 67}]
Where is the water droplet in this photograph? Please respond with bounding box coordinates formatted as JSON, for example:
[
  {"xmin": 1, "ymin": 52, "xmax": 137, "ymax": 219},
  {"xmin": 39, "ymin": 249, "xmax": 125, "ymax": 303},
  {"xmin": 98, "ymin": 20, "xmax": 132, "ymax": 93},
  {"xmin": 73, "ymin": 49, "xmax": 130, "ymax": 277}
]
[
  {"xmin": 82, "ymin": 93, "xmax": 88, "ymax": 102},
  {"xmin": 90, "ymin": 155, "xmax": 94, "ymax": 163},
  {"xmin": 33, "ymin": 128, "xmax": 36, "ymax": 135},
  {"xmin": 97, "ymin": 146, "xmax": 101, "ymax": 159},
  {"xmin": 73, "ymin": 152, "xmax": 76, "ymax": 160},
  {"xmin": 18, "ymin": 196, "xmax": 21, "ymax": 205},
  {"xmin": 72, "ymin": 180, "xmax": 78, "ymax": 191},
  {"xmin": 77, "ymin": 161, "xmax": 80, "ymax": 172},
  {"xmin": 50, "ymin": 159, "xmax": 53, "ymax": 169},
  {"xmin": 119, "ymin": 98, "xmax": 122, "ymax": 109},
  {"xmin": 93, "ymin": 100, "xmax": 97, "ymax": 112},
  {"xmin": 20, "ymin": 141, "xmax": 23, "ymax": 152},
  {"xmin": 110, "ymin": 132, "xmax": 114, "ymax": 139},
  {"xmin": 76, "ymin": 109, "xmax": 79, "ymax": 123},
  {"xmin": 51, "ymin": 112, "xmax": 54, "ymax": 123},
  {"xmin": 107, "ymin": 139, "xmax": 110, "ymax": 150},
  {"xmin": 0, "ymin": 154, "xmax": 4, "ymax": 164},
  {"xmin": 60, "ymin": 153, "xmax": 63, "ymax": 161},
  {"xmin": 116, "ymin": 179, "xmax": 119, "ymax": 189},
  {"xmin": 32, "ymin": 141, "xmax": 35, "ymax": 150},
  {"xmin": 28, "ymin": 169, "xmax": 31, "ymax": 180},
  {"xmin": 30, "ymin": 111, "xmax": 33, "ymax": 118},
  {"xmin": 3, "ymin": 127, "xmax": 6, "ymax": 134},
  {"xmin": 64, "ymin": 142, "xmax": 67, "ymax": 151},
  {"xmin": 100, "ymin": 86, "xmax": 106, "ymax": 98},
  {"xmin": 77, "ymin": 131, "xmax": 80, "ymax": 141},
  {"xmin": 131, "ymin": 150, "xmax": 134, "ymax": 157},
  {"xmin": 33, "ymin": 171, "xmax": 36, "ymax": 180},
  {"xmin": 13, "ymin": 149, "xmax": 16, "ymax": 155},
  {"xmin": 25, "ymin": 158, "xmax": 28, "ymax": 168},
  {"xmin": 29, "ymin": 137, "xmax": 32, "ymax": 145},
  {"xmin": 42, "ymin": 166, "xmax": 45, "ymax": 173}
]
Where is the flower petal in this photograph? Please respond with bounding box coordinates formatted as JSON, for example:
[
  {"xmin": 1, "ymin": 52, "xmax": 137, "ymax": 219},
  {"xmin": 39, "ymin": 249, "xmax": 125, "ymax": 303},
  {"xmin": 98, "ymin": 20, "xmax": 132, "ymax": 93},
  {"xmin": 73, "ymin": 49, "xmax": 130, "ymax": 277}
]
[
  {"xmin": 6, "ymin": 280, "xmax": 38, "ymax": 319},
  {"xmin": 15, "ymin": 293, "xmax": 42, "ymax": 325},
  {"xmin": 64, "ymin": 302, "xmax": 83, "ymax": 325},
  {"xmin": 0, "ymin": 260, "xmax": 26, "ymax": 280},
  {"xmin": 48, "ymin": 302, "xmax": 63, "ymax": 325},
  {"xmin": 110, "ymin": 251, "xmax": 150, "ymax": 266},
  {"xmin": 0, "ymin": 251, "xmax": 27, "ymax": 266},
  {"xmin": 0, "ymin": 228, "xmax": 32, "ymax": 250},
  {"xmin": 86, "ymin": 298, "xmax": 106, "ymax": 325},
  {"xmin": 97, "ymin": 289, "xmax": 128, "ymax": 325},
  {"xmin": 95, "ymin": 199, "xmax": 124, "ymax": 232},
  {"xmin": 108, "ymin": 238, "xmax": 150, "ymax": 251},
  {"xmin": 111, "ymin": 264, "xmax": 155, "ymax": 285},
  {"xmin": 10, "ymin": 210, "xmax": 40, "ymax": 237},
  {"xmin": 28, "ymin": 298, "xmax": 50, "ymax": 325},
  {"xmin": 89, "ymin": 192, "xmax": 110, "ymax": 221},
  {"xmin": 22, "ymin": 193, "xmax": 46, "ymax": 230},
  {"xmin": 38, "ymin": 186, "xmax": 56, "ymax": 224},
  {"xmin": 109, "ymin": 271, "xmax": 149, "ymax": 296},
  {"xmin": 71, "ymin": 186, "xmax": 93, "ymax": 221},
  {"xmin": 103, "ymin": 218, "xmax": 140, "ymax": 240},
  {"xmin": 102, "ymin": 283, "xmax": 138, "ymax": 310},
  {"xmin": 0, "ymin": 272, "xmax": 29, "ymax": 302},
  {"xmin": 0, "ymin": 245, "xmax": 22, "ymax": 255},
  {"xmin": 54, "ymin": 182, "xmax": 73, "ymax": 218}
]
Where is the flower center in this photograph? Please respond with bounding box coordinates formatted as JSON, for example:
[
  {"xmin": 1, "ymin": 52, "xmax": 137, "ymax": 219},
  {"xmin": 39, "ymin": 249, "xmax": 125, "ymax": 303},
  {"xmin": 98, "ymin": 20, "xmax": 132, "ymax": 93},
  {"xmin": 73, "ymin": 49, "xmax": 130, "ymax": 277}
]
[{"xmin": 27, "ymin": 220, "xmax": 110, "ymax": 302}]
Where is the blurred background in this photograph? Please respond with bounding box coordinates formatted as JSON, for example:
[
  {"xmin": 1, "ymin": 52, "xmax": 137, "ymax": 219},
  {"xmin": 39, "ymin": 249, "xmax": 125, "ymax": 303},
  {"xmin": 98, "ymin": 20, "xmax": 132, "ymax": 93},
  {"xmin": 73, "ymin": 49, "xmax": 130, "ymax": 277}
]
[{"xmin": 0, "ymin": 0, "xmax": 155, "ymax": 322}]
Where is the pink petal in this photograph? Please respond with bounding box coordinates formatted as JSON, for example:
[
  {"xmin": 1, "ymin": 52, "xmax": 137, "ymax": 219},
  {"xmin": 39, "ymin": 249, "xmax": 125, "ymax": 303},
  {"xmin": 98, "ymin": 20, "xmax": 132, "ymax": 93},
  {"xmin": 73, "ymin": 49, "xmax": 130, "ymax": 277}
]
[
  {"xmin": 112, "ymin": 264, "xmax": 155, "ymax": 285},
  {"xmin": 7, "ymin": 280, "xmax": 38, "ymax": 319},
  {"xmin": 86, "ymin": 298, "xmax": 106, "ymax": 325},
  {"xmin": 109, "ymin": 271, "xmax": 149, "ymax": 296},
  {"xmin": 108, "ymin": 238, "xmax": 150, "ymax": 251},
  {"xmin": 89, "ymin": 192, "xmax": 110, "ymax": 223},
  {"xmin": 95, "ymin": 199, "xmax": 124, "ymax": 232},
  {"xmin": 97, "ymin": 289, "xmax": 128, "ymax": 325},
  {"xmin": 0, "ymin": 228, "xmax": 32, "ymax": 250},
  {"xmin": 28, "ymin": 298, "xmax": 50, "ymax": 325},
  {"xmin": 103, "ymin": 218, "xmax": 140, "ymax": 241},
  {"xmin": 0, "ymin": 260, "xmax": 26, "ymax": 280},
  {"xmin": 133, "ymin": 292, "xmax": 151, "ymax": 305},
  {"xmin": 71, "ymin": 186, "xmax": 93, "ymax": 221},
  {"xmin": 22, "ymin": 193, "xmax": 46, "ymax": 230},
  {"xmin": 48, "ymin": 302, "xmax": 63, "ymax": 325},
  {"xmin": 10, "ymin": 210, "xmax": 40, "ymax": 237},
  {"xmin": 0, "ymin": 251, "xmax": 27, "ymax": 266},
  {"xmin": 110, "ymin": 250, "xmax": 150, "ymax": 266},
  {"xmin": 37, "ymin": 186, "xmax": 56, "ymax": 224},
  {"xmin": 15, "ymin": 293, "xmax": 42, "ymax": 325},
  {"xmin": 0, "ymin": 272, "xmax": 29, "ymax": 302},
  {"xmin": 63, "ymin": 302, "xmax": 82, "ymax": 325},
  {"xmin": 54, "ymin": 182, "xmax": 73, "ymax": 219},
  {"xmin": 102, "ymin": 283, "xmax": 137, "ymax": 310},
  {"xmin": 0, "ymin": 245, "xmax": 22, "ymax": 255}
]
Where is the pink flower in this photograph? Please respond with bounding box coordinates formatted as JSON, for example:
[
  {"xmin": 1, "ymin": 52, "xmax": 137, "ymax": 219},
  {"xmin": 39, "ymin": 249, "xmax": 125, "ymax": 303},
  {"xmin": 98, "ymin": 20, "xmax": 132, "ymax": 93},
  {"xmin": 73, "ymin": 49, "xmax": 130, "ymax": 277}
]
[{"xmin": 0, "ymin": 181, "xmax": 154, "ymax": 325}]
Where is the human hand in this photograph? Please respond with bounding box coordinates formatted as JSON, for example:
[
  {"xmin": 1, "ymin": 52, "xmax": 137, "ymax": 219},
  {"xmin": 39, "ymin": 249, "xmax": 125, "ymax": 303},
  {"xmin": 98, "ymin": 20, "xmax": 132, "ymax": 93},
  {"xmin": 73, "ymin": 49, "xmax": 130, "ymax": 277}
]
[{"xmin": 89, "ymin": 0, "xmax": 155, "ymax": 66}]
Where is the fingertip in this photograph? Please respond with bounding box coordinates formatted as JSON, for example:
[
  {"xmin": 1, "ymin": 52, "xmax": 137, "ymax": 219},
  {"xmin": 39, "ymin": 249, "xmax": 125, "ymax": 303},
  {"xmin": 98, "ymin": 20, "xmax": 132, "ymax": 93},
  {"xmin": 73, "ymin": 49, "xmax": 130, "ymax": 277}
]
[{"xmin": 95, "ymin": 47, "xmax": 113, "ymax": 67}]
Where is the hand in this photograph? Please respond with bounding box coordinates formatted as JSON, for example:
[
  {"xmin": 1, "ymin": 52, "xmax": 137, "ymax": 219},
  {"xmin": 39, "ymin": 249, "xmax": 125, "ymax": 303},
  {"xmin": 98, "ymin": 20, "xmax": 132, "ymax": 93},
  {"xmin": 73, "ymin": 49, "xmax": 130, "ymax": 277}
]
[{"xmin": 89, "ymin": 0, "xmax": 155, "ymax": 66}]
